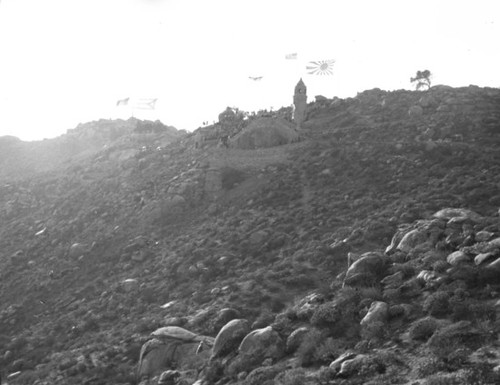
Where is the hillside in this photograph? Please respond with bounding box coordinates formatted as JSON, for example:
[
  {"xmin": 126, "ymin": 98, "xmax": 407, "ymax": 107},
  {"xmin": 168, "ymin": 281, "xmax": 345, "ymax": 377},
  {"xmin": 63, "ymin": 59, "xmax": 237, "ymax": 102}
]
[
  {"xmin": 0, "ymin": 118, "xmax": 181, "ymax": 180},
  {"xmin": 1, "ymin": 85, "xmax": 500, "ymax": 385}
]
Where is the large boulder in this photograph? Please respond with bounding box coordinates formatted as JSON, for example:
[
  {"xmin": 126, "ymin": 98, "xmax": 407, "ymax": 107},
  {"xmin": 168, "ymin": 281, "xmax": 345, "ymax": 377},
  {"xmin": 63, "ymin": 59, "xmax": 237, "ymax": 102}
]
[
  {"xmin": 433, "ymin": 208, "xmax": 482, "ymax": 223},
  {"xmin": 386, "ymin": 219, "xmax": 444, "ymax": 255},
  {"xmin": 238, "ymin": 326, "xmax": 284, "ymax": 361},
  {"xmin": 229, "ymin": 117, "xmax": 299, "ymax": 149},
  {"xmin": 68, "ymin": 243, "xmax": 88, "ymax": 259},
  {"xmin": 343, "ymin": 252, "xmax": 389, "ymax": 287},
  {"xmin": 212, "ymin": 319, "xmax": 250, "ymax": 358},
  {"xmin": 137, "ymin": 339, "xmax": 177, "ymax": 379},
  {"xmin": 137, "ymin": 339, "xmax": 211, "ymax": 380},
  {"xmin": 447, "ymin": 250, "xmax": 471, "ymax": 266},
  {"xmin": 138, "ymin": 327, "xmax": 214, "ymax": 379},
  {"xmin": 285, "ymin": 327, "xmax": 310, "ymax": 354},
  {"xmin": 360, "ymin": 301, "xmax": 389, "ymax": 327}
]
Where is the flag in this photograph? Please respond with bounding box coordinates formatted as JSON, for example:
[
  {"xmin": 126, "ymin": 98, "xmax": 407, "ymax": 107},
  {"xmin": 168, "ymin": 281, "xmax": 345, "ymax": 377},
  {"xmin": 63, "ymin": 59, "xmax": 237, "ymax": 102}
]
[
  {"xmin": 306, "ymin": 59, "xmax": 336, "ymax": 75},
  {"xmin": 134, "ymin": 98, "xmax": 158, "ymax": 110},
  {"xmin": 248, "ymin": 76, "xmax": 263, "ymax": 81},
  {"xmin": 285, "ymin": 53, "xmax": 298, "ymax": 60},
  {"xmin": 116, "ymin": 97, "xmax": 130, "ymax": 106}
]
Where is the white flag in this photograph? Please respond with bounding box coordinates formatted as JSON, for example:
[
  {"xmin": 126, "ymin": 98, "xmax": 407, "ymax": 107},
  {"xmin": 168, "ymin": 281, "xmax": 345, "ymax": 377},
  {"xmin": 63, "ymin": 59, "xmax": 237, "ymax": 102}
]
[
  {"xmin": 116, "ymin": 97, "xmax": 130, "ymax": 106},
  {"xmin": 133, "ymin": 98, "xmax": 157, "ymax": 110}
]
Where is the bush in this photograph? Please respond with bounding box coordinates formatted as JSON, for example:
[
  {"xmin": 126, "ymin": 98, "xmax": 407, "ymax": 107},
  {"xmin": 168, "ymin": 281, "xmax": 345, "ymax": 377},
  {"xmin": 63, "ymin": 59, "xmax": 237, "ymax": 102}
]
[
  {"xmin": 244, "ymin": 364, "xmax": 285, "ymax": 385},
  {"xmin": 313, "ymin": 337, "xmax": 341, "ymax": 364},
  {"xmin": 425, "ymin": 372, "xmax": 462, "ymax": 385},
  {"xmin": 411, "ymin": 355, "xmax": 447, "ymax": 377},
  {"xmin": 432, "ymin": 260, "xmax": 449, "ymax": 273},
  {"xmin": 389, "ymin": 262, "xmax": 415, "ymax": 278},
  {"xmin": 361, "ymin": 321, "xmax": 387, "ymax": 342},
  {"xmin": 359, "ymin": 287, "xmax": 384, "ymax": 301},
  {"xmin": 409, "ymin": 317, "xmax": 439, "ymax": 341},
  {"xmin": 221, "ymin": 167, "xmax": 246, "ymax": 190},
  {"xmin": 427, "ymin": 321, "xmax": 478, "ymax": 359},
  {"xmin": 423, "ymin": 291, "xmax": 450, "ymax": 317},
  {"xmin": 296, "ymin": 329, "xmax": 324, "ymax": 366},
  {"xmin": 274, "ymin": 368, "xmax": 307, "ymax": 385},
  {"xmin": 311, "ymin": 287, "xmax": 359, "ymax": 332},
  {"xmin": 310, "ymin": 301, "xmax": 341, "ymax": 328}
]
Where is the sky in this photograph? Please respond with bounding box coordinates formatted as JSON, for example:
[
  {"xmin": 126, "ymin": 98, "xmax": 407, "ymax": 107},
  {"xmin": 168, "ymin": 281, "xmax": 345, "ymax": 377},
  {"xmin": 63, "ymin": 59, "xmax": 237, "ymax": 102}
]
[{"xmin": 0, "ymin": 0, "xmax": 499, "ymax": 141}]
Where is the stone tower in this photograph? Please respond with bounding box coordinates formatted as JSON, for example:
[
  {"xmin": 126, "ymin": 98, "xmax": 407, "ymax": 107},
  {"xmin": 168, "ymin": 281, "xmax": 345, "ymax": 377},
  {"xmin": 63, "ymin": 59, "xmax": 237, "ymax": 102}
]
[{"xmin": 293, "ymin": 78, "xmax": 307, "ymax": 128}]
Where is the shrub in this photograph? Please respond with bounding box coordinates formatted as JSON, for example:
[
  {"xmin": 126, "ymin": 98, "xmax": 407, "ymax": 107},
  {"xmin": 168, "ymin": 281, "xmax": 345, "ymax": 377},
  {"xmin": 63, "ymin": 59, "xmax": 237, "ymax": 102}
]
[
  {"xmin": 425, "ymin": 372, "xmax": 462, "ymax": 385},
  {"xmin": 221, "ymin": 167, "xmax": 246, "ymax": 190},
  {"xmin": 316, "ymin": 366, "xmax": 337, "ymax": 383},
  {"xmin": 389, "ymin": 262, "xmax": 415, "ymax": 278},
  {"xmin": 310, "ymin": 301, "xmax": 341, "ymax": 328},
  {"xmin": 244, "ymin": 364, "xmax": 285, "ymax": 385},
  {"xmin": 427, "ymin": 321, "xmax": 479, "ymax": 359},
  {"xmin": 359, "ymin": 287, "xmax": 384, "ymax": 301},
  {"xmin": 409, "ymin": 317, "xmax": 439, "ymax": 341},
  {"xmin": 311, "ymin": 287, "xmax": 359, "ymax": 331},
  {"xmin": 423, "ymin": 291, "xmax": 450, "ymax": 317},
  {"xmin": 313, "ymin": 337, "xmax": 341, "ymax": 364},
  {"xmin": 432, "ymin": 259, "xmax": 449, "ymax": 273},
  {"xmin": 361, "ymin": 321, "xmax": 387, "ymax": 342},
  {"xmin": 296, "ymin": 329, "xmax": 324, "ymax": 366},
  {"xmin": 411, "ymin": 355, "xmax": 447, "ymax": 377},
  {"xmin": 274, "ymin": 368, "xmax": 307, "ymax": 385}
]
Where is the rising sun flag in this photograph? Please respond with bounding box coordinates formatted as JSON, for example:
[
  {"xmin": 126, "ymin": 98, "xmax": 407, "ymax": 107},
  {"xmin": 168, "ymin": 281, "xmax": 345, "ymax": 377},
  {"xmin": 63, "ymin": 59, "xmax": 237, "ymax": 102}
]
[{"xmin": 306, "ymin": 59, "xmax": 336, "ymax": 75}]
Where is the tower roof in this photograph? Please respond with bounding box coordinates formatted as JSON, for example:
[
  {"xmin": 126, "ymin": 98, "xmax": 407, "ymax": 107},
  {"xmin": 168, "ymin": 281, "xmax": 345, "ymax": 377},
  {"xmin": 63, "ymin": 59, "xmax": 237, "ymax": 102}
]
[{"xmin": 295, "ymin": 78, "xmax": 306, "ymax": 92}]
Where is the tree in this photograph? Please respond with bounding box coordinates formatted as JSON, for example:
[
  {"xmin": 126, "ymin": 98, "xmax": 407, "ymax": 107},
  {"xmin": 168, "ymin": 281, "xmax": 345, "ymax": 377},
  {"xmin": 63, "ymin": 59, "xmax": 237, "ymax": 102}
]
[{"xmin": 410, "ymin": 70, "xmax": 432, "ymax": 90}]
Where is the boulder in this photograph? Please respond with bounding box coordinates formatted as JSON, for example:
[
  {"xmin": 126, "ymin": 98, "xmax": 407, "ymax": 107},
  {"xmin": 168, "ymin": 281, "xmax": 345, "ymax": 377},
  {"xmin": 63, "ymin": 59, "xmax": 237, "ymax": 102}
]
[
  {"xmin": 137, "ymin": 339, "xmax": 177, "ymax": 379},
  {"xmin": 408, "ymin": 105, "xmax": 423, "ymax": 117},
  {"xmin": 329, "ymin": 351, "xmax": 357, "ymax": 372},
  {"xmin": 248, "ymin": 230, "xmax": 269, "ymax": 246},
  {"xmin": 487, "ymin": 258, "xmax": 500, "ymax": 270},
  {"xmin": 344, "ymin": 252, "xmax": 388, "ymax": 287},
  {"xmin": 474, "ymin": 252, "xmax": 497, "ymax": 266},
  {"xmin": 339, "ymin": 354, "xmax": 368, "ymax": 377},
  {"xmin": 68, "ymin": 243, "xmax": 88, "ymax": 259},
  {"xmin": 212, "ymin": 319, "xmax": 250, "ymax": 358},
  {"xmin": 417, "ymin": 270, "xmax": 441, "ymax": 285},
  {"xmin": 387, "ymin": 220, "xmax": 444, "ymax": 255},
  {"xmin": 360, "ymin": 301, "xmax": 389, "ymax": 326},
  {"xmin": 285, "ymin": 327, "xmax": 309, "ymax": 354},
  {"xmin": 158, "ymin": 370, "xmax": 180, "ymax": 385},
  {"xmin": 380, "ymin": 271, "xmax": 404, "ymax": 289},
  {"xmin": 419, "ymin": 95, "xmax": 438, "ymax": 108},
  {"xmin": 397, "ymin": 229, "xmax": 429, "ymax": 253},
  {"xmin": 489, "ymin": 237, "xmax": 500, "ymax": 248},
  {"xmin": 121, "ymin": 278, "xmax": 139, "ymax": 292},
  {"xmin": 230, "ymin": 117, "xmax": 299, "ymax": 149},
  {"xmin": 433, "ymin": 208, "xmax": 482, "ymax": 223},
  {"xmin": 447, "ymin": 251, "xmax": 471, "ymax": 266},
  {"xmin": 475, "ymin": 231, "xmax": 494, "ymax": 242},
  {"xmin": 138, "ymin": 338, "xmax": 211, "ymax": 379},
  {"xmin": 212, "ymin": 308, "xmax": 241, "ymax": 332},
  {"xmin": 238, "ymin": 326, "xmax": 284, "ymax": 361}
]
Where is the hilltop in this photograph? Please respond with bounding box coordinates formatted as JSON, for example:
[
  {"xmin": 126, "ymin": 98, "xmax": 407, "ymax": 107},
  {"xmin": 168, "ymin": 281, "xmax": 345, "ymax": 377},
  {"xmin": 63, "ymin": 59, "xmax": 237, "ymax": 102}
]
[
  {"xmin": 1, "ymin": 85, "xmax": 500, "ymax": 385},
  {"xmin": 0, "ymin": 118, "xmax": 181, "ymax": 180}
]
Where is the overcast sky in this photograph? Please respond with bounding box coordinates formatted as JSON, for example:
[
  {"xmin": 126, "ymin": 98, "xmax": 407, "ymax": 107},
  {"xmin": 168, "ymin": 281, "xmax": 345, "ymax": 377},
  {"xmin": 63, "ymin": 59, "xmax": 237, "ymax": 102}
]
[{"xmin": 0, "ymin": 0, "xmax": 499, "ymax": 141}]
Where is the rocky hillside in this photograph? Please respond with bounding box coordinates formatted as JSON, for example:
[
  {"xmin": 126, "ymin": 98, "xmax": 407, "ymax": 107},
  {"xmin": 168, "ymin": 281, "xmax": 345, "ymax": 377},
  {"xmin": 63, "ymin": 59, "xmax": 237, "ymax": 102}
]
[
  {"xmin": 1, "ymin": 85, "xmax": 500, "ymax": 385},
  {"xmin": 0, "ymin": 118, "xmax": 181, "ymax": 180}
]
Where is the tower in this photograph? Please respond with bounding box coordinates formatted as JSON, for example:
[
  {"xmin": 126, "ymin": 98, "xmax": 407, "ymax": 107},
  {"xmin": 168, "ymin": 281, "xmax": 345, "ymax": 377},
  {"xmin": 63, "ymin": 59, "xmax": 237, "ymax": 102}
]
[{"xmin": 293, "ymin": 78, "xmax": 307, "ymax": 128}]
